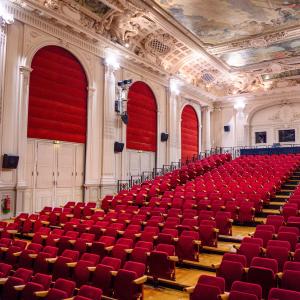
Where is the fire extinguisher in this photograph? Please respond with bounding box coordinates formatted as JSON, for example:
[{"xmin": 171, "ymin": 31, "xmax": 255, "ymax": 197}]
[{"xmin": 2, "ymin": 195, "xmax": 10, "ymax": 214}]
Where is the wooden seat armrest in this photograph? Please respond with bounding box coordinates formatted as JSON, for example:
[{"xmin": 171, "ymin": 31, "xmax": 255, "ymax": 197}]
[
  {"xmin": 55, "ymin": 213, "xmax": 61, "ymax": 216},
  {"xmin": 243, "ymin": 267, "xmax": 249, "ymax": 273},
  {"xmin": 66, "ymin": 214, "xmax": 74, "ymax": 218},
  {"xmin": 218, "ymin": 293, "xmax": 230, "ymax": 300},
  {"xmin": 168, "ymin": 256, "xmax": 179, "ymax": 262},
  {"xmin": 158, "ymin": 223, "xmax": 164, "ymax": 227},
  {"xmin": 62, "ymin": 298, "xmax": 74, "ymax": 300},
  {"xmin": 29, "ymin": 253, "xmax": 38, "ymax": 258},
  {"xmin": 34, "ymin": 290, "xmax": 49, "ymax": 297},
  {"xmin": 0, "ymin": 278, "xmax": 8, "ymax": 285},
  {"xmin": 290, "ymin": 251, "xmax": 295, "ymax": 257},
  {"xmin": 111, "ymin": 218, "xmax": 117, "ymax": 222},
  {"xmin": 184, "ymin": 286, "xmax": 195, "ymax": 294},
  {"xmin": 135, "ymin": 233, "xmax": 142, "ymax": 238},
  {"xmin": 153, "ymin": 236, "xmax": 158, "ymax": 240},
  {"xmin": 14, "ymin": 284, "xmax": 25, "ymax": 291},
  {"xmin": 41, "ymin": 235, "xmax": 48, "ymax": 239},
  {"xmin": 173, "ymin": 237, "xmax": 179, "ymax": 242},
  {"xmin": 193, "ymin": 240, "xmax": 201, "ymax": 246},
  {"xmin": 46, "ymin": 257, "xmax": 57, "ymax": 263},
  {"xmin": 228, "ymin": 219, "xmax": 234, "ymax": 223},
  {"xmin": 66, "ymin": 262, "xmax": 77, "ymax": 268},
  {"xmin": 68, "ymin": 240, "xmax": 76, "ymax": 245},
  {"xmin": 86, "ymin": 242, "xmax": 92, "ymax": 247},
  {"xmin": 41, "ymin": 221, "xmax": 50, "ymax": 225},
  {"xmin": 105, "ymin": 246, "xmax": 114, "ymax": 252},
  {"xmin": 214, "ymin": 228, "xmax": 219, "ymax": 233},
  {"xmin": 277, "ymin": 272, "xmax": 283, "ymax": 279},
  {"xmin": 117, "ymin": 231, "xmax": 124, "ymax": 235},
  {"xmin": 233, "ymin": 245, "xmax": 240, "ymax": 250},
  {"xmin": 125, "ymin": 248, "xmax": 133, "ymax": 254},
  {"xmin": 212, "ymin": 263, "xmax": 221, "ymax": 269},
  {"xmin": 88, "ymin": 266, "xmax": 96, "ymax": 272},
  {"xmin": 110, "ymin": 270, "xmax": 118, "ymax": 276},
  {"xmin": 261, "ymin": 247, "xmax": 266, "ymax": 254},
  {"xmin": 133, "ymin": 275, "xmax": 148, "ymax": 285},
  {"xmin": 101, "ymin": 228, "xmax": 106, "ymax": 232},
  {"xmin": 0, "ymin": 247, "xmax": 8, "ymax": 252},
  {"xmin": 13, "ymin": 251, "xmax": 22, "ymax": 257}
]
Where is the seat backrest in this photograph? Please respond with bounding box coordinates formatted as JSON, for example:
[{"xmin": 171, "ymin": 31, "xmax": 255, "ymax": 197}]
[
  {"xmin": 32, "ymin": 273, "xmax": 52, "ymax": 290},
  {"xmin": 191, "ymin": 283, "xmax": 221, "ymax": 300},
  {"xmin": 54, "ymin": 278, "xmax": 76, "ymax": 297},
  {"xmin": 251, "ymin": 257, "xmax": 278, "ymax": 273},
  {"xmin": 80, "ymin": 253, "xmax": 100, "ymax": 265},
  {"xmin": 14, "ymin": 268, "xmax": 33, "ymax": 282},
  {"xmin": 231, "ymin": 280, "xmax": 262, "ymax": 299},
  {"xmin": 156, "ymin": 244, "xmax": 175, "ymax": 256},
  {"xmin": 283, "ymin": 261, "xmax": 300, "ymax": 272},
  {"xmin": 268, "ymin": 288, "xmax": 300, "ymax": 300},
  {"xmin": 123, "ymin": 261, "xmax": 145, "ymax": 278},
  {"xmin": 101, "ymin": 256, "xmax": 121, "ymax": 270},
  {"xmin": 282, "ymin": 270, "xmax": 300, "ymax": 292},
  {"xmin": 198, "ymin": 275, "xmax": 225, "ymax": 293},
  {"xmin": 77, "ymin": 285, "xmax": 102, "ymax": 300},
  {"xmin": 229, "ymin": 291, "xmax": 258, "ymax": 300},
  {"xmin": 223, "ymin": 253, "xmax": 247, "ymax": 267}
]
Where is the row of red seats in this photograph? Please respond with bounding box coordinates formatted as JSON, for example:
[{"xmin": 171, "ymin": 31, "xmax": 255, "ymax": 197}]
[{"xmin": 185, "ymin": 273, "xmax": 300, "ymax": 300}]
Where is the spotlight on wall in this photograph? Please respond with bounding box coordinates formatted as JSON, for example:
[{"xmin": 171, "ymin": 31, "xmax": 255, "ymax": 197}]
[
  {"xmin": 115, "ymin": 79, "xmax": 132, "ymax": 125},
  {"xmin": 0, "ymin": 3, "xmax": 14, "ymax": 24}
]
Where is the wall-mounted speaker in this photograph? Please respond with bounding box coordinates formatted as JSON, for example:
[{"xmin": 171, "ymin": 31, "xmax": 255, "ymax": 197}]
[
  {"xmin": 224, "ymin": 125, "xmax": 230, "ymax": 132},
  {"xmin": 2, "ymin": 154, "xmax": 19, "ymax": 169},
  {"xmin": 161, "ymin": 132, "xmax": 169, "ymax": 142},
  {"xmin": 114, "ymin": 142, "xmax": 124, "ymax": 153}
]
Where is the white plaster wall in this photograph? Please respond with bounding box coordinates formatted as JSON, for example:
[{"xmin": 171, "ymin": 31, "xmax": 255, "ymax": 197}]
[{"xmin": 250, "ymin": 103, "xmax": 300, "ymax": 146}]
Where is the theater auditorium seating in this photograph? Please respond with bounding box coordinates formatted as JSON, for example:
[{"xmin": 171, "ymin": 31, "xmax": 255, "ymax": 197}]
[{"xmin": 1, "ymin": 153, "xmax": 300, "ymax": 299}]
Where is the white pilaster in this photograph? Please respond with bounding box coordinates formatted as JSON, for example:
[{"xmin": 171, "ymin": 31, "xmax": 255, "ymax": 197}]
[
  {"xmin": 100, "ymin": 63, "xmax": 118, "ymax": 194},
  {"xmin": 203, "ymin": 106, "xmax": 212, "ymax": 151},
  {"xmin": 167, "ymin": 86, "xmax": 179, "ymax": 164}
]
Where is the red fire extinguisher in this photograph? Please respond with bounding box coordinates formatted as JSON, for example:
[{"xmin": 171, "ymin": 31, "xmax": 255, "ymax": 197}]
[{"xmin": 2, "ymin": 195, "xmax": 10, "ymax": 214}]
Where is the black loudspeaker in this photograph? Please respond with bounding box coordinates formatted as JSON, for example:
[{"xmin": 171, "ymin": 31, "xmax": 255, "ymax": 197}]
[
  {"xmin": 2, "ymin": 154, "xmax": 19, "ymax": 169},
  {"xmin": 114, "ymin": 142, "xmax": 124, "ymax": 153},
  {"xmin": 161, "ymin": 132, "xmax": 169, "ymax": 142},
  {"xmin": 224, "ymin": 125, "xmax": 230, "ymax": 132},
  {"xmin": 121, "ymin": 112, "xmax": 128, "ymax": 125}
]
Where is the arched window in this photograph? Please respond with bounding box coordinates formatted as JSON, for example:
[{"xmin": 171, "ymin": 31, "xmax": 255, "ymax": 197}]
[
  {"xmin": 126, "ymin": 81, "xmax": 157, "ymax": 152},
  {"xmin": 28, "ymin": 46, "xmax": 88, "ymax": 143},
  {"xmin": 181, "ymin": 105, "xmax": 199, "ymax": 161}
]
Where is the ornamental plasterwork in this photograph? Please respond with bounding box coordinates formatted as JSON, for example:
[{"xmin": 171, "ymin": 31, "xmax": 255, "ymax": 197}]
[{"xmin": 7, "ymin": 0, "xmax": 300, "ymax": 99}]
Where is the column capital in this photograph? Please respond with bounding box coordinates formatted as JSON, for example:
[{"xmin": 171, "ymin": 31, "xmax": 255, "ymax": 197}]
[{"xmin": 201, "ymin": 105, "xmax": 212, "ymax": 113}]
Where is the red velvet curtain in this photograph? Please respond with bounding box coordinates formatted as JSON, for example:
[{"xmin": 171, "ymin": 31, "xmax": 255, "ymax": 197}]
[
  {"xmin": 181, "ymin": 105, "xmax": 199, "ymax": 161},
  {"xmin": 126, "ymin": 81, "xmax": 157, "ymax": 152},
  {"xmin": 28, "ymin": 46, "xmax": 88, "ymax": 143}
]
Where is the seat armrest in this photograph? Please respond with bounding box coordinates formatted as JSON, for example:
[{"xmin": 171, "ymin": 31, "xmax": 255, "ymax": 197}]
[
  {"xmin": 46, "ymin": 257, "xmax": 57, "ymax": 263},
  {"xmin": 218, "ymin": 293, "xmax": 230, "ymax": 300},
  {"xmin": 29, "ymin": 253, "xmax": 38, "ymax": 258},
  {"xmin": 193, "ymin": 240, "xmax": 201, "ymax": 246},
  {"xmin": 13, "ymin": 251, "xmax": 22, "ymax": 257},
  {"xmin": 66, "ymin": 262, "xmax": 77, "ymax": 268},
  {"xmin": 34, "ymin": 290, "xmax": 49, "ymax": 297},
  {"xmin": 105, "ymin": 246, "xmax": 114, "ymax": 252},
  {"xmin": 14, "ymin": 285, "xmax": 25, "ymax": 291},
  {"xmin": 168, "ymin": 256, "xmax": 179, "ymax": 262},
  {"xmin": 88, "ymin": 266, "xmax": 96, "ymax": 272},
  {"xmin": 133, "ymin": 275, "xmax": 148, "ymax": 285},
  {"xmin": 277, "ymin": 272, "xmax": 283, "ymax": 280},
  {"xmin": 110, "ymin": 270, "xmax": 118, "ymax": 276},
  {"xmin": 68, "ymin": 240, "xmax": 76, "ymax": 245},
  {"xmin": 212, "ymin": 263, "xmax": 220, "ymax": 269},
  {"xmin": 0, "ymin": 278, "xmax": 8, "ymax": 285},
  {"xmin": 243, "ymin": 267, "xmax": 249, "ymax": 273},
  {"xmin": 125, "ymin": 248, "xmax": 133, "ymax": 254},
  {"xmin": 184, "ymin": 286, "xmax": 195, "ymax": 294}
]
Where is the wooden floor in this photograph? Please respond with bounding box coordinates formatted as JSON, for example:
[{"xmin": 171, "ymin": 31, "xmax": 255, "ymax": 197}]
[{"xmin": 144, "ymin": 286, "xmax": 189, "ymax": 300}]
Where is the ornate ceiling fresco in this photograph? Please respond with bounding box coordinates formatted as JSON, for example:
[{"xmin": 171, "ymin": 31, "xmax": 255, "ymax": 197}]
[
  {"xmin": 8, "ymin": 0, "xmax": 300, "ymax": 99},
  {"xmin": 154, "ymin": 0, "xmax": 300, "ymax": 45}
]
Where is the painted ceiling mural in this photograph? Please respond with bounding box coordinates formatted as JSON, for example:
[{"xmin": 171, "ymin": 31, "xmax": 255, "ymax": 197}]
[
  {"xmin": 154, "ymin": 0, "xmax": 300, "ymax": 45},
  {"xmin": 220, "ymin": 37, "xmax": 300, "ymax": 67}
]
